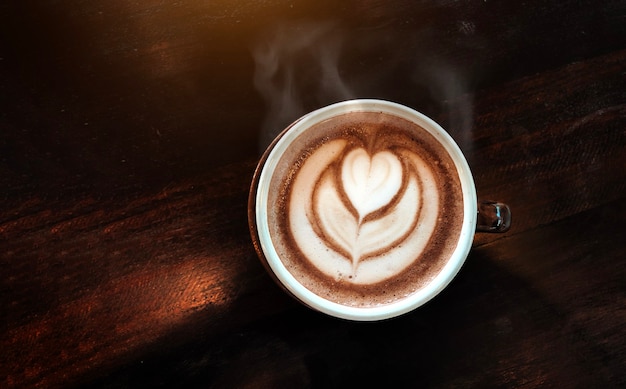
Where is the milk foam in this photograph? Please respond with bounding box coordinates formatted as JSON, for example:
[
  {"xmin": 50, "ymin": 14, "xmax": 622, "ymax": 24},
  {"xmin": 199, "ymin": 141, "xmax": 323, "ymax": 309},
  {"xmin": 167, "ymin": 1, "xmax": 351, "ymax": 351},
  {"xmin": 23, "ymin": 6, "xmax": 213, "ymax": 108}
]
[
  {"xmin": 288, "ymin": 140, "xmax": 439, "ymax": 285},
  {"xmin": 341, "ymin": 149, "xmax": 403, "ymax": 222}
]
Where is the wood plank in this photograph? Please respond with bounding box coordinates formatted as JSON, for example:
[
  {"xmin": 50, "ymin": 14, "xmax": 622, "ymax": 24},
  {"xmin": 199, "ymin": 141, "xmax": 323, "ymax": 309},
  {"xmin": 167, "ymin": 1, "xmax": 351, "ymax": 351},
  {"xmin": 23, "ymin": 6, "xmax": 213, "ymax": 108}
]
[{"xmin": 2, "ymin": 47, "xmax": 625, "ymax": 387}]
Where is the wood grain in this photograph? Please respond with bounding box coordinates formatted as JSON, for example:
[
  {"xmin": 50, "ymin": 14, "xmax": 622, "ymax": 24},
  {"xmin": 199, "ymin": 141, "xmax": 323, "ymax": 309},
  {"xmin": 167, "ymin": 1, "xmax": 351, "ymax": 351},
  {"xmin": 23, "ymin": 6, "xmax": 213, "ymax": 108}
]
[{"xmin": 1, "ymin": 1, "xmax": 625, "ymax": 388}]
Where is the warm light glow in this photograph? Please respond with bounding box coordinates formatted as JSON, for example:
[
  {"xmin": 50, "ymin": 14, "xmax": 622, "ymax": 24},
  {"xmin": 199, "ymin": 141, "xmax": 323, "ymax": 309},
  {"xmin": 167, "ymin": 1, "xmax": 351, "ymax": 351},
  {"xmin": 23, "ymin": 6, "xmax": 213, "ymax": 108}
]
[{"xmin": 3, "ymin": 255, "xmax": 234, "ymax": 385}]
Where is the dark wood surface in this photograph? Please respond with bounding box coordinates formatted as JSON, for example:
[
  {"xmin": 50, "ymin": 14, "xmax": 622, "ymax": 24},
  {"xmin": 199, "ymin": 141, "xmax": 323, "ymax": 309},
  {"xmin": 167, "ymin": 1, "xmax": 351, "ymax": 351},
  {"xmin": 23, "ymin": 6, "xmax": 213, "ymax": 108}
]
[{"xmin": 1, "ymin": 1, "xmax": 625, "ymax": 388}]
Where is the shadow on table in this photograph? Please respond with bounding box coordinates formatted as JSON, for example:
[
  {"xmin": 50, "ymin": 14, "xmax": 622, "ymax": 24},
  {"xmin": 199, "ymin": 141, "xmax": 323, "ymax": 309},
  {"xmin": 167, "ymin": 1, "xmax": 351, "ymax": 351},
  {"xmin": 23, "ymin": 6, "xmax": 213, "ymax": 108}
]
[{"xmin": 86, "ymin": 222, "xmax": 619, "ymax": 388}]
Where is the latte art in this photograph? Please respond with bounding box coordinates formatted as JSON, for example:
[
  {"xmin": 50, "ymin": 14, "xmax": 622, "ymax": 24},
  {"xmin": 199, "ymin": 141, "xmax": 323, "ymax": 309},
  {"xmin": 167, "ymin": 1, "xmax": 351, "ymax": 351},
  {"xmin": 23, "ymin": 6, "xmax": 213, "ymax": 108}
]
[
  {"xmin": 290, "ymin": 143, "xmax": 439, "ymax": 284},
  {"xmin": 266, "ymin": 111, "xmax": 464, "ymax": 307}
]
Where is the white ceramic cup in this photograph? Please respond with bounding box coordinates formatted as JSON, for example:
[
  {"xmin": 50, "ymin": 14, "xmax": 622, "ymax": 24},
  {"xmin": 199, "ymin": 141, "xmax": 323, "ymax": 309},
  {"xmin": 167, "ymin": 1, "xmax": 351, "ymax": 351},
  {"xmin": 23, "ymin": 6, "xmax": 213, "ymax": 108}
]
[{"xmin": 248, "ymin": 99, "xmax": 510, "ymax": 321}]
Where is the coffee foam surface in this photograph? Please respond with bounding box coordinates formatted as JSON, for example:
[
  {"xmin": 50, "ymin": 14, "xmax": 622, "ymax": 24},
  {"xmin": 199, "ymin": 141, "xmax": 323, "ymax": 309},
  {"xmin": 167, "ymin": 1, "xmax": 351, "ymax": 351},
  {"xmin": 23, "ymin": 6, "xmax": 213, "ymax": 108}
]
[{"xmin": 267, "ymin": 111, "xmax": 464, "ymax": 307}]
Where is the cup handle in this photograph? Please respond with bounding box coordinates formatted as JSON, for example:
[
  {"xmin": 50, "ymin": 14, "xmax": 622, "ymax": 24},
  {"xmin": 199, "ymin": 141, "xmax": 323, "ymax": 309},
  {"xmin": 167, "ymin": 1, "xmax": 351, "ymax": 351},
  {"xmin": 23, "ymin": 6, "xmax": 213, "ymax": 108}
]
[{"xmin": 476, "ymin": 201, "xmax": 511, "ymax": 233}]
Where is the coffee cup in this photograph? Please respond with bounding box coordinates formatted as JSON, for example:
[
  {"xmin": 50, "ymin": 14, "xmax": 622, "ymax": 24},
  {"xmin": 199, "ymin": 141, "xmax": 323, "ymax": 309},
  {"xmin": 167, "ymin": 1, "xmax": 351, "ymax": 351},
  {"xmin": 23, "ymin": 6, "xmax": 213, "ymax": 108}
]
[{"xmin": 248, "ymin": 99, "xmax": 510, "ymax": 321}]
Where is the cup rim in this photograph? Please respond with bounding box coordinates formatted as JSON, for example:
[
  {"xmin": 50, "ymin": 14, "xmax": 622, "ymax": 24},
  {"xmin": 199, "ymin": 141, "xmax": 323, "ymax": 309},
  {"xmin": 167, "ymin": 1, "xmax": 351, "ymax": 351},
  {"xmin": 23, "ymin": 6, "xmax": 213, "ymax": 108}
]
[{"xmin": 249, "ymin": 99, "xmax": 478, "ymax": 321}]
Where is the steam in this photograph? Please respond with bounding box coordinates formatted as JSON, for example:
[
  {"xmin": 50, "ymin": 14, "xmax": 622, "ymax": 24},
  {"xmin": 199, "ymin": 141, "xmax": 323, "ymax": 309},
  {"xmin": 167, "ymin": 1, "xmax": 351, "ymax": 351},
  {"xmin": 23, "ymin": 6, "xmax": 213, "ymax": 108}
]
[
  {"xmin": 252, "ymin": 20, "xmax": 353, "ymax": 149},
  {"xmin": 252, "ymin": 19, "xmax": 474, "ymax": 154},
  {"xmin": 412, "ymin": 58, "xmax": 475, "ymax": 159}
]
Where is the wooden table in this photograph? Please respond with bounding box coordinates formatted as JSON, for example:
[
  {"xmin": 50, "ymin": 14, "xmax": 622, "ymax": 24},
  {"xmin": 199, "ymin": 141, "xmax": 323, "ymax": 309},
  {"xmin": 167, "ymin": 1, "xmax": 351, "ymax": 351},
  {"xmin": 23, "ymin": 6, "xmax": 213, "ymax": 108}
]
[{"xmin": 1, "ymin": 1, "xmax": 625, "ymax": 387}]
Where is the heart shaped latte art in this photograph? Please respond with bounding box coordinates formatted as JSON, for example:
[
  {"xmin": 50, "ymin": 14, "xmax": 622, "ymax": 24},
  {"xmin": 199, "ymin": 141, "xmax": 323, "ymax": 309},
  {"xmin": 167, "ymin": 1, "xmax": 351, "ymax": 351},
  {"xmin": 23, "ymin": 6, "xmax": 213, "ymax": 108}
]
[
  {"xmin": 341, "ymin": 149, "xmax": 403, "ymax": 220},
  {"xmin": 288, "ymin": 139, "xmax": 439, "ymax": 285}
]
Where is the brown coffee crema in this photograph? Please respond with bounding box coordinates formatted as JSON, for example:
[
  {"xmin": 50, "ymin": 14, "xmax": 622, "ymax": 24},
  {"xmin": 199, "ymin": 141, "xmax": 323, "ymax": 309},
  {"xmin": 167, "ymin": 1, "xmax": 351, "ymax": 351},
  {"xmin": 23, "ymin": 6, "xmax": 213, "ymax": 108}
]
[{"xmin": 267, "ymin": 111, "xmax": 464, "ymax": 307}]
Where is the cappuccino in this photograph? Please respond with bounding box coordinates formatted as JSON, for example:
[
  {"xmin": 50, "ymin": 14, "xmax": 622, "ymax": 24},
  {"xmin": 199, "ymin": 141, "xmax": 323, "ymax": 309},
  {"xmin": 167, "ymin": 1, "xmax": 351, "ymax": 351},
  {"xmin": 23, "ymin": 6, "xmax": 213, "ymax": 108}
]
[{"xmin": 263, "ymin": 111, "xmax": 464, "ymax": 308}]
